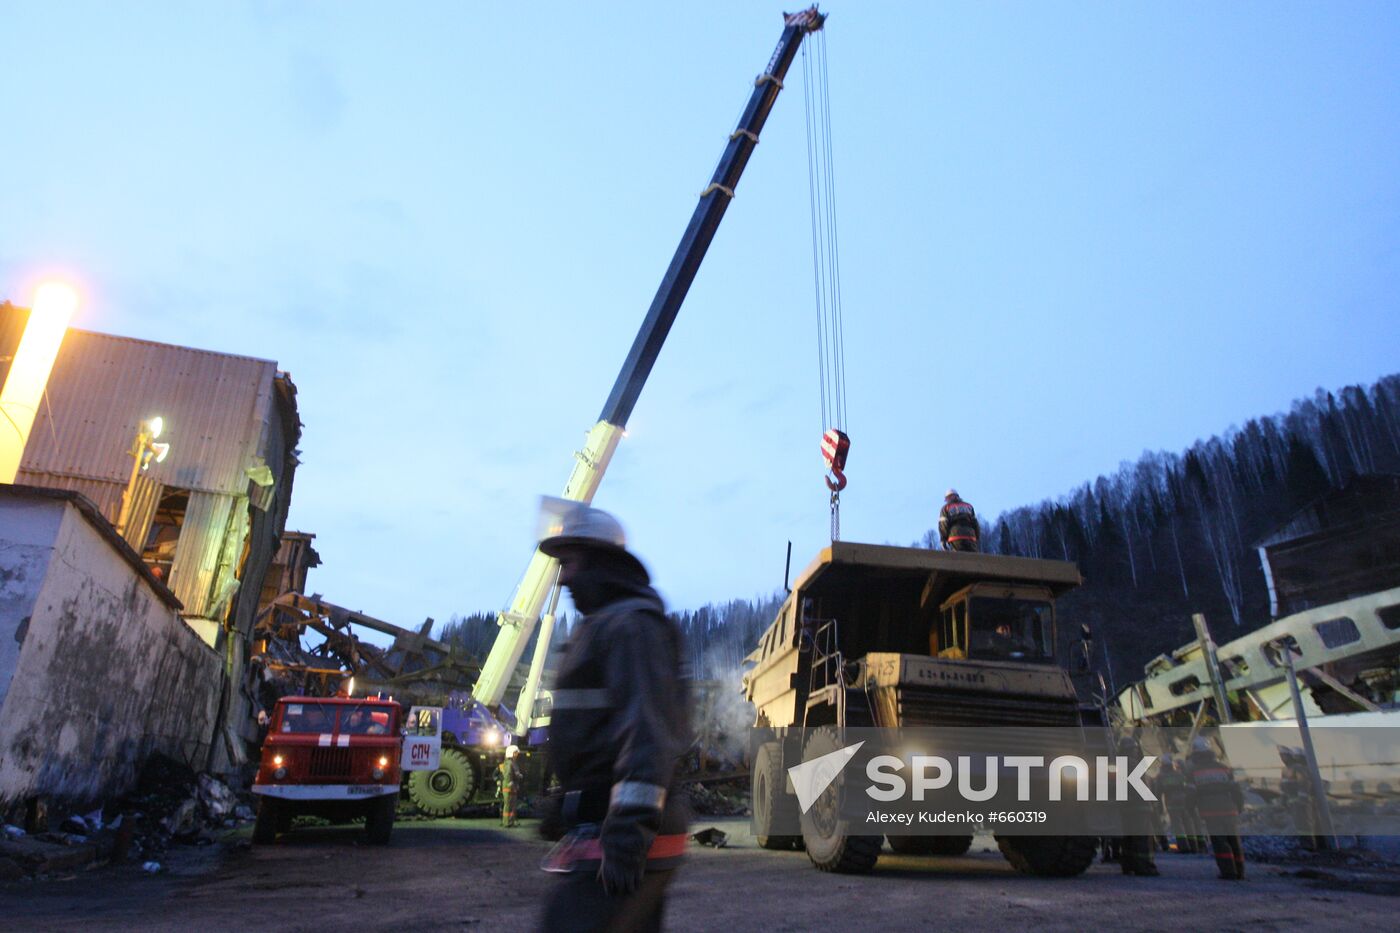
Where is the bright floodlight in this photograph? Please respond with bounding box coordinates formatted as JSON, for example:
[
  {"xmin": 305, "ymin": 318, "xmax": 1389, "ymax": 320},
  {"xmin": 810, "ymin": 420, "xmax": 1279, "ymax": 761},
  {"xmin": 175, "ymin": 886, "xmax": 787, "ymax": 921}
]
[
  {"xmin": 0, "ymin": 280, "xmax": 77, "ymax": 483},
  {"xmin": 151, "ymin": 442, "xmax": 171, "ymax": 464},
  {"xmin": 32, "ymin": 281, "xmax": 79, "ymax": 321},
  {"xmin": 147, "ymin": 416, "xmax": 164, "ymax": 439}
]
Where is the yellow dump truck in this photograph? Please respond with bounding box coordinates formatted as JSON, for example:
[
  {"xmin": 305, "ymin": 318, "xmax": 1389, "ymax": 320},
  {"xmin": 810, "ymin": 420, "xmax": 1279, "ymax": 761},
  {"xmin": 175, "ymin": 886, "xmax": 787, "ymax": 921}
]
[{"xmin": 742, "ymin": 542, "xmax": 1102, "ymax": 875}]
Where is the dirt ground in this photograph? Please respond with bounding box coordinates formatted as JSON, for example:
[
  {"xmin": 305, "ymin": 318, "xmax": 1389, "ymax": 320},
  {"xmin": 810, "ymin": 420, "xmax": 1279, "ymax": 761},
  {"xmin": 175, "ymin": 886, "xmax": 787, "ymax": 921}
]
[{"xmin": 4, "ymin": 816, "xmax": 1398, "ymax": 932}]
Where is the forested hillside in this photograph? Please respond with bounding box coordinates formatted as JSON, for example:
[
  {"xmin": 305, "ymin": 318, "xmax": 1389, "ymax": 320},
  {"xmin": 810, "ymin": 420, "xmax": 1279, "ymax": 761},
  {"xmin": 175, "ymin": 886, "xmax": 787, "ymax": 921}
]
[
  {"xmin": 925, "ymin": 374, "xmax": 1400, "ymax": 689},
  {"xmin": 438, "ymin": 596, "xmax": 783, "ymax": 686}
]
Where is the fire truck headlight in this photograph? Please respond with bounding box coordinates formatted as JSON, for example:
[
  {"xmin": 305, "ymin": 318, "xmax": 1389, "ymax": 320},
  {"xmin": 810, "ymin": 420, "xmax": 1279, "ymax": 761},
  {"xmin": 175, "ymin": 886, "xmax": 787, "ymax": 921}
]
[
  {"xmin": 372, "ymin": 767, "xmax": 385, "ymax": 780},
  {"xmin": 272, "ymin": 754, "xmax": 284, "ymax": 767},
  {"xmin": 483, "ymin": 730, "xmax": 499, "ymax": 746},
  {"xmin": 378, "ymin": 756, "xmax": 390, "ymax": 768},
  {"xmin": 273, "ymin": 767, "xmax": 287, "ymax": 780}
]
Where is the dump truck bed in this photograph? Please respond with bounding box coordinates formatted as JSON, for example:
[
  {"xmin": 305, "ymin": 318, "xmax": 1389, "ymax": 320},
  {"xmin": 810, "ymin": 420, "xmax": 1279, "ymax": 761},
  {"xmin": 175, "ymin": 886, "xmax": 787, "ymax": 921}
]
[
  {"xmin": 744, "ymin": 543, "xmax": 1083, "ymax": 729},
  {"xmin": 790, "ymin": 541, "xmax": 1082, "ymax": 605}
]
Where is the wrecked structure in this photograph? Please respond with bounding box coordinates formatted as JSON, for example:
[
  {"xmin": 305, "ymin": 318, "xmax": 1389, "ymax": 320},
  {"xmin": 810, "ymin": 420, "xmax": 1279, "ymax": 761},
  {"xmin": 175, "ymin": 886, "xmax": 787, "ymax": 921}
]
[
  {"xmin": 0, "ymin": 304, "xmax": 302, "ymax": 813},
  {"xmin": 4, "ymin": 309, "xmax": 302, "ymax": 651},
  {"xmin": 1115, "ymin": 475, "xmax": 1400, "ymax": 725}
]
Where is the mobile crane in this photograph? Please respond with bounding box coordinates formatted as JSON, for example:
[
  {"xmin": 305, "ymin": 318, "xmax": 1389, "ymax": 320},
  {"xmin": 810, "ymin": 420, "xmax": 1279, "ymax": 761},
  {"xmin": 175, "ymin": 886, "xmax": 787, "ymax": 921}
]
[{"xmin": 406, "ymin": 7, "xmax": 828, "ymax": 816}]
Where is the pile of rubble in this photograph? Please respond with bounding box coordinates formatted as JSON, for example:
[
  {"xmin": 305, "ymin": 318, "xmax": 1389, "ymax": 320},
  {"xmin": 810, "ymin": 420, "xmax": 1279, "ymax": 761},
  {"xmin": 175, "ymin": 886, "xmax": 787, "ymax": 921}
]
[
  {"xmin": 684, "ymin": 780, "xmax": 749, "ymax": 817},
  {"xmin": 0, "ymin": 754, "xmax": 256, "ymax": 882},
  {"xmin": 1244, "ymin": 835, "xmax": 1400, "ymax": 868}
]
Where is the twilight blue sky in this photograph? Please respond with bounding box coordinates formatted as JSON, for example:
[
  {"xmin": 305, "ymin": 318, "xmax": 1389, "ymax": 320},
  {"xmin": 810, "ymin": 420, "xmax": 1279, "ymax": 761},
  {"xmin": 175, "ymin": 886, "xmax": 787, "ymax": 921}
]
[{"xmin": 3, "ymin": 2, "xmax": 1397, "ymax": 625}]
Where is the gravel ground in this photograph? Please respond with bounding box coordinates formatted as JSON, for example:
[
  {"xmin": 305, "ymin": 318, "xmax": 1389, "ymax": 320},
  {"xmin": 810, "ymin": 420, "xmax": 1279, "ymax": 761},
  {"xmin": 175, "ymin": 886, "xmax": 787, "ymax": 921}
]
[{"xmin": 4, "ymin": 817, "xmax": 1398, "ymax": 932}]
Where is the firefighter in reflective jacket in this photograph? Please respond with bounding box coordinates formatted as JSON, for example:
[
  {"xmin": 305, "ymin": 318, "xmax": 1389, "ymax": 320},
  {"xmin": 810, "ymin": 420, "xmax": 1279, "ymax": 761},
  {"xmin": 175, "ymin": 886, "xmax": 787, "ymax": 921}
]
[
  {"xmin": 1154, "ymin": 754, "xmax": 1205, "ymax": 853},
  {"xmin": 939, "ymin": 489, "xmax": 980, "ymax": 552},
  {"xmin": 1117, "ymin": 736, "xmax": 1159, "ymax": 876},
  {"xmin": 537, "ymin": 499, "xmax": 691, "ymax": 932},
  {"xmin": 1188, "ymin": 738, "xmax": 1246, "ymax": 880},
  {"xmin": 497, "ymin": 746, "xmax": 523, "ymax": 827}
]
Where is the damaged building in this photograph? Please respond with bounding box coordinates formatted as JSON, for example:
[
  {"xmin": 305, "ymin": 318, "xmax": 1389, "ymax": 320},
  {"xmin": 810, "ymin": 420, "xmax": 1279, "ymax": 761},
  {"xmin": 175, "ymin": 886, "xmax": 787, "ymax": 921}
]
[
  {"xmin": 0, "ymin": 303, "xmax": 302, "ymax": 811},
  {"xmin": 1114, "ymin": 474, "xmax": 1400, "ymax": 725}
]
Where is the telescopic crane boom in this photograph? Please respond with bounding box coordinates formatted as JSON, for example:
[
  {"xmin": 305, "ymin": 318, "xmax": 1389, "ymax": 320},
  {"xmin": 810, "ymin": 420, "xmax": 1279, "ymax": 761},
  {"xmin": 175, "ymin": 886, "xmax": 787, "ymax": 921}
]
[{"xmin": 472, "ymin": 7, "xmax": 827, "ymax": 729}]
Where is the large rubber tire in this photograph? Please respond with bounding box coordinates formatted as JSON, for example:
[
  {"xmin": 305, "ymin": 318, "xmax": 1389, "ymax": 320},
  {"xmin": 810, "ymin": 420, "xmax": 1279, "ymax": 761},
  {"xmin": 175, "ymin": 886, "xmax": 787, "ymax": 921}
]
[
  {"xmin": 996, "ymin": 835, "xmax": 1097, "ymax": 877},
  {"xmin": 800, "ymin": 727, "xmax": 883, "ymax": 873},
  {"xmin": 253, "ymin": 797, "xmax": 281, "ymax": 844},
  {"xmin": 408, "ymin": 747, "xmax": 478, "ymax": 816},
  {"xmin": 364, "ymin": 794, "xmax": 396, "ymax": 845},
  {"xmin": 753, "ymin": 742, "xmax": 802, "ymax": 850},
  {"xmin": 887, "ymin": 834, "xmax": 973, "ymax": 856}
]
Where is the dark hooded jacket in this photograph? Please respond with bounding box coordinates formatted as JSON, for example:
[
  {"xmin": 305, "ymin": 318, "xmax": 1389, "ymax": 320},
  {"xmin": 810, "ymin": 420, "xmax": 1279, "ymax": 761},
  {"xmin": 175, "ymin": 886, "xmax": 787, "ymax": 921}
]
[{"xmin": 548, "ymin": 554, "xmax": 691, "ymax": 841}]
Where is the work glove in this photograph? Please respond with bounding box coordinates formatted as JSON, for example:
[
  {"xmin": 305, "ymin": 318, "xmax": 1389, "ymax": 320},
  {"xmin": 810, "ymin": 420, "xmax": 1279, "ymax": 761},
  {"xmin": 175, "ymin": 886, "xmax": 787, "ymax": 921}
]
[{"xmin": 597, "ymin": 808, "xmax": 655, "ymax": 896}]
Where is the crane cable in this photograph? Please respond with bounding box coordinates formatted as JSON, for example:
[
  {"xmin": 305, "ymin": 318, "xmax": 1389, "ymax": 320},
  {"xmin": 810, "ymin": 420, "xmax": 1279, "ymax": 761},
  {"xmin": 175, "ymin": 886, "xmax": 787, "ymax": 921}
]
[{"xmin": 801, "ymin": 28, "xmax": 849, "ymax": 540}]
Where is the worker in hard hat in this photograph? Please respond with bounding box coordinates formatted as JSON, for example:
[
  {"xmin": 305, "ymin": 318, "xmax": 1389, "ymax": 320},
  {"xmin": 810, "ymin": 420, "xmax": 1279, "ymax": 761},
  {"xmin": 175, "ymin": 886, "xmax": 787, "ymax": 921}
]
[
  {"xmin": 1187, "ymin": 737, "xmax": 1246, "ymax": 879},
  {"xmin": 497, "ymin": 745, "xmax": 524, "ymax": 828},
  {"xmin": 1117, "ymin": 735, "xmax": 1159, "ymax": 876},
  {"xmin": 1279, "ymin": 745, "xmax": 1321, "ymax": 851},
  {"xmin": 1154, "ymin": 754, "xmax": 1204, "ymax": 854},
  {"xmin": 938, "ymin": 489, "xmax": 980, "ymax": 552},
  {"xmin": 535, "ymin": 497, "xmax": 690, "ymax": 932}
]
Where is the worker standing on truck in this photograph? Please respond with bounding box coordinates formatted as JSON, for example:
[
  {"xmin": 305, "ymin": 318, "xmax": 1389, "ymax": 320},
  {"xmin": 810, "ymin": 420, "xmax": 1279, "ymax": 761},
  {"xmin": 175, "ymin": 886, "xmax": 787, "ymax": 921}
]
[
  {"xmin": 497, "ymin": 746, "xmax": 523, "ymax": 828},
  {"xmin": 536, "ymin": 500, "xmax": 691, "ymax": 932},
  {"xmin": 1188, "ymin": 737, "xmax": 1246, "ymax": 880},
  {"xmin": 938, "ymin": 489, "xmax": 980, "ymax": 551}
]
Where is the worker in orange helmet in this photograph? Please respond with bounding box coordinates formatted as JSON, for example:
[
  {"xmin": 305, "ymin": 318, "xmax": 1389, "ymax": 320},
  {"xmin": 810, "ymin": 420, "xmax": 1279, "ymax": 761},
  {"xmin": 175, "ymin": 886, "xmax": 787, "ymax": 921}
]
[{"xmin": 938, "ymin": 489, "xmax": 981, "ymax": 552}]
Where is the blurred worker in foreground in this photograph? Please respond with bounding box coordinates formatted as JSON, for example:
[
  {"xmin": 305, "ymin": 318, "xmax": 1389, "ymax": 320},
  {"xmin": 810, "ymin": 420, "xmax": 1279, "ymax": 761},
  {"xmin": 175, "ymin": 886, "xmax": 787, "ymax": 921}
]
[
  {"xmin": 537, "ymin": 498, "xmax": 691, "ymax": 933},
  {"xmin": 938, "ymin": 489, "xmax": 980, "ymax": 551},
  {"xmin": 1188, "ymin": 738, "xmax": 1246, "ymax": 880},
  {"xmin": 1117, "ymin": 736, "xmax": 1159, "ymax": 876},
  {"xmin": 497, "ymin": 745, "xmax": 523, "ymax": 828}
]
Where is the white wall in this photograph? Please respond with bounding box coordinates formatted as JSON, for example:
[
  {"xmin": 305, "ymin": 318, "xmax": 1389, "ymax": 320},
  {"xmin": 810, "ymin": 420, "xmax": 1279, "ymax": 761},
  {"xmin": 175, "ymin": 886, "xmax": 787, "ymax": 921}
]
[
  {"xmin": 0, "ymin": 494, "xmax": 223, "ymax": 808},
  {"xmin": 0, "ymin": 498, "xmax": 64, "ymax": 714}
]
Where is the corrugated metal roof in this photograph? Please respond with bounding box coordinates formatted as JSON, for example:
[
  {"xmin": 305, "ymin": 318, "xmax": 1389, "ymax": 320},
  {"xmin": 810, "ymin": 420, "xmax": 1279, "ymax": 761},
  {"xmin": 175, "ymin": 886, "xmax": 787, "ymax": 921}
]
[
  {"xmin": 14, "ymin": 322, "xmax": 278, "ymax": 498},
  {"xmin": 11, "ymin": 471, "xmax": 124, "ymax": 520}
]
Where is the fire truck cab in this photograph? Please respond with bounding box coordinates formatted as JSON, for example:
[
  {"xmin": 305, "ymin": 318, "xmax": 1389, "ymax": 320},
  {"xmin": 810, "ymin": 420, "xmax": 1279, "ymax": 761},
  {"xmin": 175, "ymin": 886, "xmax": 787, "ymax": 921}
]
[{"xmin": 252, "ymin": 696, "xmax": 441, "ymax": 844}]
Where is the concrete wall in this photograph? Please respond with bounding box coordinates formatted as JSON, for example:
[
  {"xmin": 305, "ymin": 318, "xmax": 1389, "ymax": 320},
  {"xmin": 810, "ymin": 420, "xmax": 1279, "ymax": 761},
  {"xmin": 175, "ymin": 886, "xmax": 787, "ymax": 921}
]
[{"xmin": 0, "ymin": 493, "xmax": 222, "ymax": 808}]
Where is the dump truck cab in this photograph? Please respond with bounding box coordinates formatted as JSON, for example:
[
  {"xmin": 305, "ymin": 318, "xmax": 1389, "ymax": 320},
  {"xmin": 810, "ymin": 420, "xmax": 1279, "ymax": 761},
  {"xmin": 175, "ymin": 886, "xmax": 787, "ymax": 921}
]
[
  {"xmin": 252, "ymin": 696, "xmax": 442, "ymax": 845},
  {"xmin": 743, "ymin": 542, "xmax": 1100, "ymax": 875}
]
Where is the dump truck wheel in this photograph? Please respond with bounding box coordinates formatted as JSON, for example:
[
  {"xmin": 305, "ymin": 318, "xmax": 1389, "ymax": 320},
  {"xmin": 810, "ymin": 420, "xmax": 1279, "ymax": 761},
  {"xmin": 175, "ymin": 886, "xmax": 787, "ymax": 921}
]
[
  {"xmin": 408, "ymin": 747, "xmax": 478, "ymax": 816},
  {"xmin": 995, "ymin": 835, "xmax": 1097, "ymax": 877},
  {"xmin": 799, "ymin": 727, "xmax": 882, "ymax": 873},
  {"xmin": 887, "ymin": 834, "xmax": 973, "ymax": 856},
  {"xmin": 753, "ymin": 742, "xmax": 802, "ymax": 850},
  {"xmin": 253, "ymin": 797, "xmax": 281, "ymax": 844},
  {"xmin": 364, "ymin": 794, "xmax": 396, "ymax": 845}
]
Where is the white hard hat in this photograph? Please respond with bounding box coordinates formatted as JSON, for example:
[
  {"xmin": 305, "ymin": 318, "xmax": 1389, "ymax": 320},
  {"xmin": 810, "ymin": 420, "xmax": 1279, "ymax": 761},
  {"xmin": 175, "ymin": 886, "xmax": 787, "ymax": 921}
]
[
  {"xmin": 537, "ymin": 496, "xmax": 646, "ymax": 575},
  {"xmin": 537, "ymin": 496, "xmax": 626, "ymax": 550},
  {"xmin": 505, "ymin": 744, "xmax": 520, "ymax": 759},
  {"xmin": 945, "ymin": 488, "xmax": 959, "ymax": 500}
]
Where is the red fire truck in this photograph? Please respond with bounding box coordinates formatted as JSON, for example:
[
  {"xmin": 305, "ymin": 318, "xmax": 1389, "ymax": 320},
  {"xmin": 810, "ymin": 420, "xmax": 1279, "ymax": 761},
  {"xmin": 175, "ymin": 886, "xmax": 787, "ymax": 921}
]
[{"xmin": 252, "ymin": 696, "xmax": 441, "ymax": 844}]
